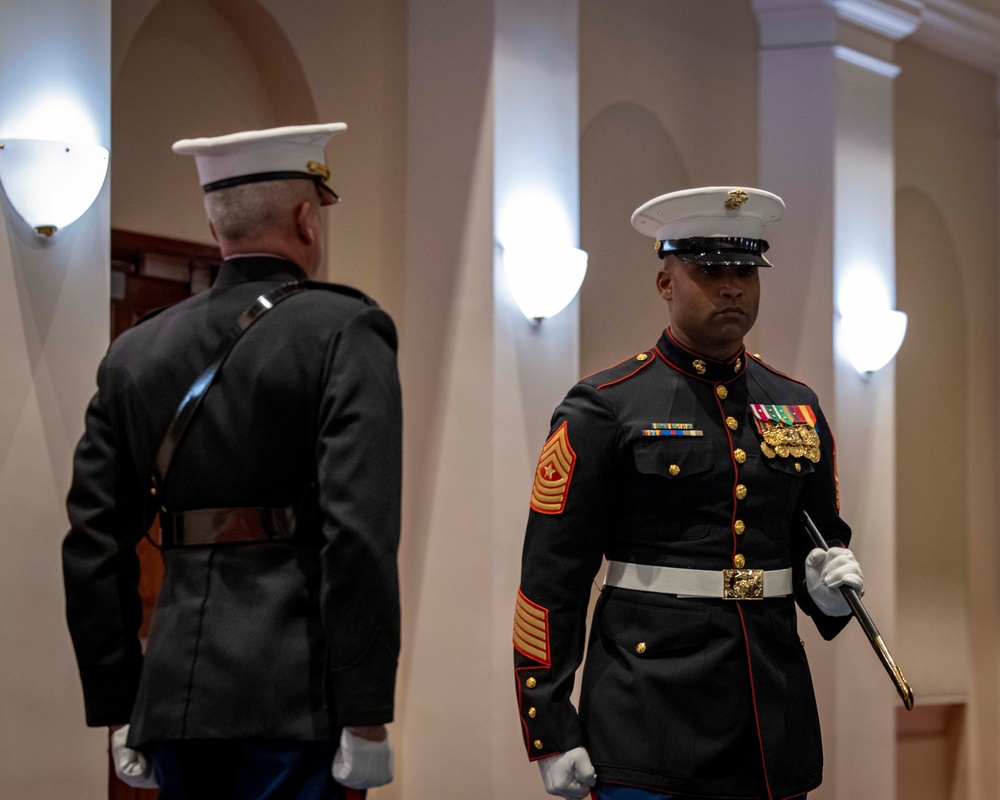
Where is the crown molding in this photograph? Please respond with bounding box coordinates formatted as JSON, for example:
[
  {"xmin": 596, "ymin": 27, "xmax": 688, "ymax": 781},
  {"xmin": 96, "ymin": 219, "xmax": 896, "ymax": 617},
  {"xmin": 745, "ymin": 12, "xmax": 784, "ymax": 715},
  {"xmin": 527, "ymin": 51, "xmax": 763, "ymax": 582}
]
[
  {"xmin": 832, "ymin": 0, "xmax": 924, "ymax": 38},
  {"xmin": 910, "ymin": 0, "xmax": 1000, "ymax": 77},
  {"xmin": 753, "ymin": 0, "xmax": 924, "ymax": 46}
]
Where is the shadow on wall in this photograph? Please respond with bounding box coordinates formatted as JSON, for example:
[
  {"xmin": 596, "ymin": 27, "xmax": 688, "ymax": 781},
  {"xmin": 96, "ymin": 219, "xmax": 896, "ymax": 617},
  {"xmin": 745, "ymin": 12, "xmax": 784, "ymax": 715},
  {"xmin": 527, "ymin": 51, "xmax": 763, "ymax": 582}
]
[
  {"xmin": 112, "ymin": 0, "xmax": 318, "ymax": 244},
  {"xmin": 580, "ymin": 102, "xmax": 689, "ymax": 377}
]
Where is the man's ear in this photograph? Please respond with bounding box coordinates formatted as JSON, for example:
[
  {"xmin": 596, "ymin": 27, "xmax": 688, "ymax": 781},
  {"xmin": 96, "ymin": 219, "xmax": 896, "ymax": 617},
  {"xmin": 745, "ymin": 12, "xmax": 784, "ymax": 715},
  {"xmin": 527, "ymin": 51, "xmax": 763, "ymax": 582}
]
[
  {"xmin": 208, "ymin": 220, "xmax": 219, "ymax": 243},
  {"xmin": 296, "ymin": 201, "xmax": 317, "ymax": 246},
  {"xmin": 656, "ymin": 264, "xmax": 673, "ymax": 302}
]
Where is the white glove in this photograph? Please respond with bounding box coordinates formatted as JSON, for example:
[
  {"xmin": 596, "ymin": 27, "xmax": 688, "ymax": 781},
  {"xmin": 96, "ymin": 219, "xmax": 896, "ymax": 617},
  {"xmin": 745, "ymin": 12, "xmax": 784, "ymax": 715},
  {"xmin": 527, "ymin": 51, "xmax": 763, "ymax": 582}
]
[
  {"xmin": 805, "ymin": 546, "xmax": 864, "ymax": 616},
  {"xmin": 110, "ymin": 725, "xmax": 158, "ymax": 789},
  {"xmin": 332, "ymin": 727, "xmax": 394, "ymax": 789},
  {"xmin": 538, "ymin": 746, "xmax": 597, "ymax": 800}
]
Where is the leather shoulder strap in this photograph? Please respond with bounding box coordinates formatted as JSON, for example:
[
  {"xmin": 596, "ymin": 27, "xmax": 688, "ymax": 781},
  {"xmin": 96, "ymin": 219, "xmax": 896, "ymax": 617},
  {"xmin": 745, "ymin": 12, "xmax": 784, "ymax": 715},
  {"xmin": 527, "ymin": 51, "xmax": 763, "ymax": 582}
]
[{"xmin": 150, "ymin": 281, "xmax": 309, "ymax": 502}]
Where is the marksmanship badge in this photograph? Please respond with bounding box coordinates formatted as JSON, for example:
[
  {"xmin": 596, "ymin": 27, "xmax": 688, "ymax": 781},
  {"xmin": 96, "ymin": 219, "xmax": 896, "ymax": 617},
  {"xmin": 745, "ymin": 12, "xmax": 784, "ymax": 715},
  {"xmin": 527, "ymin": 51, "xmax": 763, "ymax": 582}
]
[{"xmin": 750, "ymin": 404, "xmax": 820, "ymax": 463}]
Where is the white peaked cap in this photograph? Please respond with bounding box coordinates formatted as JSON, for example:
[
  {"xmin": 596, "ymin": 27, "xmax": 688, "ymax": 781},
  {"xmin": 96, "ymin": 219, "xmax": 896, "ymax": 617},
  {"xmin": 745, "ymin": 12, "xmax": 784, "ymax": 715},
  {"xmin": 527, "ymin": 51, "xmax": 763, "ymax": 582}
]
[
  {"xmin": 172, "ymin": 123, "xmax": 347, "ymax": 202},
  {"xmin": 631, "ymin": 186, "xmax": 785, "ymax": 242}
]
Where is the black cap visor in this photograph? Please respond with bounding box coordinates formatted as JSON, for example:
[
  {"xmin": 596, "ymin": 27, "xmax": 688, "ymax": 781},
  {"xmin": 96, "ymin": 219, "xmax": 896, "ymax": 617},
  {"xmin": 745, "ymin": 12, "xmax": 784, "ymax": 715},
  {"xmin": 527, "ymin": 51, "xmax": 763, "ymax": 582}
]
[
  {"xmin": 673, "ymin": 250, "xmax": 772, "ymax": 267},
  {"xmin": 659, "ymin": 237, "xmax": 773, "ymax": 267}
]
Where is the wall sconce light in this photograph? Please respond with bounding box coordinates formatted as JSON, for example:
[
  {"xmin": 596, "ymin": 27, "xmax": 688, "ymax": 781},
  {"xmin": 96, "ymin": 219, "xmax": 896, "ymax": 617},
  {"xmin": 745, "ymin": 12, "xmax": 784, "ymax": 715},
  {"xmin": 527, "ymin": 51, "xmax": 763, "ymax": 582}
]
[
  {"xmin": 838, "ymin": 268, "xmax": 908, "ymax": 376},
  {"xmin": 0, "ymin": 138, "xmax": 109, "ymax": 237},
  {"xmin": 840, "ymin": 309, "xmax": 908, "ymax": 375},
  {"xmin": 502, "ymin": 243, "xmax": 588, "ymax": 323}
]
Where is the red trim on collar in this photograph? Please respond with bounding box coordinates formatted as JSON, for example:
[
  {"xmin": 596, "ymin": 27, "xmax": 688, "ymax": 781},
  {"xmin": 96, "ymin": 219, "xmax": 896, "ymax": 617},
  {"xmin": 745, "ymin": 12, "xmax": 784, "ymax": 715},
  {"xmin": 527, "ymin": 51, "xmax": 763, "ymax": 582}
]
[
  {"xmin": 665, "ymin": 327, "xmax": 746, "ymax": 370},
  {"xmin": 653, "ymin": 344, "xmax": 715, "ymax": 384}
]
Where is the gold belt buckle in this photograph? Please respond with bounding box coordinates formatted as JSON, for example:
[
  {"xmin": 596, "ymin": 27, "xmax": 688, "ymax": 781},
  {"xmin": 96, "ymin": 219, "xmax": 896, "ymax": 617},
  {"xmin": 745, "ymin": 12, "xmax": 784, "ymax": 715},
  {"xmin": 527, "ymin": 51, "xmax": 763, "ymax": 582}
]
[{"xmin": 722, "ymin": 569, "xmax": 764, "ymax": 600}]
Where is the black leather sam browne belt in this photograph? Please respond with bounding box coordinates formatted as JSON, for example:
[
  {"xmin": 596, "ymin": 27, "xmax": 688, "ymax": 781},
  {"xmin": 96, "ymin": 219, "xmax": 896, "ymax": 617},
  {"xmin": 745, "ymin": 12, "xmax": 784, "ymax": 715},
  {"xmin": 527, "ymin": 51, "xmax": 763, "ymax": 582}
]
[{"xmin": 150, "ymin": 280, "xmax": 370, "ymax": 549}]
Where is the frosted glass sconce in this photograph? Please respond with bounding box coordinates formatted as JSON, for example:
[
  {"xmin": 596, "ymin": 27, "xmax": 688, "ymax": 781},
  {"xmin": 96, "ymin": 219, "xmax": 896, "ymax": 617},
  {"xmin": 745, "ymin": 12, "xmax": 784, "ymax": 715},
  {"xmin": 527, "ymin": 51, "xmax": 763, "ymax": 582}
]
[
  {"xmin": 0, "ymin": 138, "xmax": 109, "ymax": 237},
  {"xmin": 503, "ymin": 243, "xmax": 588, "ymax": 323},
  {"xmin": 840, "ymin": 309, "xmax": 908, "ymax": 375}
]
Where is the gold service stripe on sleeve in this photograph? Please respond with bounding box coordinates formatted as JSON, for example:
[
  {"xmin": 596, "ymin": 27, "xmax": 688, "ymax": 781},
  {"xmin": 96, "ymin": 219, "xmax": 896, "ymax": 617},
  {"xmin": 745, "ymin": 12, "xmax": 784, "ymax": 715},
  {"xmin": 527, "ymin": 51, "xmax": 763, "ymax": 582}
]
[{"xmin": 513, "ymin": 589, "xmax": 550, "ymax": 665}]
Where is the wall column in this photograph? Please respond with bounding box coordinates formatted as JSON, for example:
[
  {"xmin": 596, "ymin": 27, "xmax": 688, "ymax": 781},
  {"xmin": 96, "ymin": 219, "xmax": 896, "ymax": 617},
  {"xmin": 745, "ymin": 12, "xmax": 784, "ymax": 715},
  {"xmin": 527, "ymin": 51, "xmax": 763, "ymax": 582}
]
[
  {"xmin": 0, "ymin": 0, "xmax": 111, "ymax": 796},
  {"xmin": 398, "ymin": 2, "xmax": 581, "ymax": 798},
  {"xmin": 751, "ymin": 1, "xmax": 921, "ymax": 797}
]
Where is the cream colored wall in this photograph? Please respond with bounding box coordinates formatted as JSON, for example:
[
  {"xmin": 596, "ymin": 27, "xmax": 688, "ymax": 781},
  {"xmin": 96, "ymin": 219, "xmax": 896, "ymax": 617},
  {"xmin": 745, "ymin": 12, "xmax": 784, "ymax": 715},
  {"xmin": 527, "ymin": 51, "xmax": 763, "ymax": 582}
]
[
  {"xmin": 112, "ymin": 0, "xmax": 406, "ymax": 321},
  {"xmin": 578, "ymin": 0, "xmax": 760, "ymax": 377},
  {"xmin": 894, "ymin": 38, "xmax": 1000, "ymax": 798},
  {"xmin": 0, "ymin": 0, "xmax": 111, "ymax": 797}
]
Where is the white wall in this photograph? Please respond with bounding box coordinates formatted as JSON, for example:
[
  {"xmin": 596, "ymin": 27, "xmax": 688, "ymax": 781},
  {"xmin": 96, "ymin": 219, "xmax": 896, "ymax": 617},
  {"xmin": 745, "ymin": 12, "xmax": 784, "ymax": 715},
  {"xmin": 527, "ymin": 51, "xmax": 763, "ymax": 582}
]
[
  {"xmin": 0, "ymin": 0, "xmax": 111, "ymax": 796},
  {"xmin": 894, "ymin": 38, "xmax": 1000, "ymax": 799},
  {"xmin": 579, "ymin": 0, "xmax": 761, "ymax": 377}
]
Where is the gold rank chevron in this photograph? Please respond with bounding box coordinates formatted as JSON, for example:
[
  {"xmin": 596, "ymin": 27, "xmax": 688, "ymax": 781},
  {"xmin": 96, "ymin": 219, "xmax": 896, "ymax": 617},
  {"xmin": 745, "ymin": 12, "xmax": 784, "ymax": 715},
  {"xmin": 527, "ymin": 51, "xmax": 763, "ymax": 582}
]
[
  {"xmin": 530, "ymin": 421, "xmax": 576, "ymax": 515},
  {"xmin": 514, "ymin": 589, "xmax": 551, "ymax": 666}
]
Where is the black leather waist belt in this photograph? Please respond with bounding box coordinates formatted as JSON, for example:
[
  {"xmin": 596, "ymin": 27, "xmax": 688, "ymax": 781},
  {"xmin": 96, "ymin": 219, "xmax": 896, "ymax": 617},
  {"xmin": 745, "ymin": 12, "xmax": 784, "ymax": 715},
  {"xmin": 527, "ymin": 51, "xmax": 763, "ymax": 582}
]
[{"xmin": 160, "ymin": 506, "xmax": 301, "ymax": 548}]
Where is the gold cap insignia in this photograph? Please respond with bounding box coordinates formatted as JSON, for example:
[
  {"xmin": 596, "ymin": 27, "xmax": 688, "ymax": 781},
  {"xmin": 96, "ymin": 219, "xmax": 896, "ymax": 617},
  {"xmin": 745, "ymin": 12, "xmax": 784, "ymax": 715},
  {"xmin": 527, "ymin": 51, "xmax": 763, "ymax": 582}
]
[
  {"xmin": 306, "ymin": 160, "xmax": 331, "ymax": 181},
  {"xmin": 654, "ymin": 239, "xmax": 662, "ymax": 252},
  {"xmin": 725, "ymin": 189, "xmax": 749, "ymax": 210}
]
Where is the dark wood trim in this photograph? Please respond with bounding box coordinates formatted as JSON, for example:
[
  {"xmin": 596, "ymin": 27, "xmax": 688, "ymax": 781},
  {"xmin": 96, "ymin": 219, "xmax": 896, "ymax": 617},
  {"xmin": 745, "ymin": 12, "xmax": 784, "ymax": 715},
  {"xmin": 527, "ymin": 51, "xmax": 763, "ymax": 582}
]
[{"xmin": 112, "ymin": 229, "xmax": 222, "ymax": 263}]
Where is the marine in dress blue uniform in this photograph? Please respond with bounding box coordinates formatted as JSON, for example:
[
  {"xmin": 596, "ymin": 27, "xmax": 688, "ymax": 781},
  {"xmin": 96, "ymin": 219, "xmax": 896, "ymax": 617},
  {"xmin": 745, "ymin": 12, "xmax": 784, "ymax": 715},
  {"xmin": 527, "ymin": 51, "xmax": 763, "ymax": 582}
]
[
  {"xmin": 514, "ymin": 187, "xmax": 864, "ymax": 800},
  {"xmin": 63, "ymin": 124, "xmax": 401, "ymax": 800}
]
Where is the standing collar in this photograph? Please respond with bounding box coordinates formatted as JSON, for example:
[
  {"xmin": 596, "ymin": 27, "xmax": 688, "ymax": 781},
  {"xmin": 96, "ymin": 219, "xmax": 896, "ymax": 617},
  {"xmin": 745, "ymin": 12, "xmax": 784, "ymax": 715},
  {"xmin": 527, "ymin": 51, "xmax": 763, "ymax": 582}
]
[
  {"xmin": 654, "ymin": 327, "xmax": 748, "ymax": 383},
  {"xmin": 213, "ymin": 255, "xmax": 308, "ymax": 289}
]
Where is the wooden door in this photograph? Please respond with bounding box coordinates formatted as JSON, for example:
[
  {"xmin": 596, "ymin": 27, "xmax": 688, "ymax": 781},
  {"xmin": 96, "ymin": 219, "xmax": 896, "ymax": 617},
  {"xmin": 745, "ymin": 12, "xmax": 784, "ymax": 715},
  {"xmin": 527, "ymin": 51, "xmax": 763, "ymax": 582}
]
[{"xmin": 107, "ymin": 230, "xmax": 221, "ymax": 800}]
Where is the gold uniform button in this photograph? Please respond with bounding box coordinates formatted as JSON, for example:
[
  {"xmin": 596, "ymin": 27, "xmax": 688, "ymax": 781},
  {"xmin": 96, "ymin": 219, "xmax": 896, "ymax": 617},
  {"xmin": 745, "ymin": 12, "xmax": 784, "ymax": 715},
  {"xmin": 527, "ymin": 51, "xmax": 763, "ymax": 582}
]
[
  {"xmin": 636, "ymin": 353, "xmax": 649, "ymax": 361},
  {"xmin": 669, "ymin": 464, "xmax": 680, "ymax": 477},
  {"xmin": 734, "ymin": 520, "xmax": 745, "ymax": 535},
  {"xmin": 735, "ymin": 484, "xmax": 747, "ymax": 500},
  {"xmin": 734, "ymin": 448, "xmax": 746, "ymax": 464},
  {"xmin": 726, "ymin": 416, "xmax": 738, "ymax": 430},
  {"xmin": 693, "ymin": 359, "xmax": 707, "ymax": 375},
  {"xmin": 734, "ymin": 554, "xmax": 746, "ymax": 569},
  {"xmin": 716, "ymin": 385, "xmax": 728, "ymax": 400},
  {"xmin": 528, "ymin": 707, "xmax": 537, "ymax": 718},
  {"xmin": 534, "ymin": 740, "xmax": 544, "ymax": 750},
  {"xmin": 525, "ymin": 677, "xmax": 537, "ymax": 689},
  {"xmin": 636, "ymin": 642, "xmax": 647, "ymax": 654}
]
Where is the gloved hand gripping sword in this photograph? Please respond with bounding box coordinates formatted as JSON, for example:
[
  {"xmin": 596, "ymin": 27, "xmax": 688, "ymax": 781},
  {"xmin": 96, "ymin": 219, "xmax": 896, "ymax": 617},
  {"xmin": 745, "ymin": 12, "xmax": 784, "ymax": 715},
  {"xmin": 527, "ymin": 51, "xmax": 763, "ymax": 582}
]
[{"xmin": 802, "ymin": 510, "xmax": 914, "ymax": 710}]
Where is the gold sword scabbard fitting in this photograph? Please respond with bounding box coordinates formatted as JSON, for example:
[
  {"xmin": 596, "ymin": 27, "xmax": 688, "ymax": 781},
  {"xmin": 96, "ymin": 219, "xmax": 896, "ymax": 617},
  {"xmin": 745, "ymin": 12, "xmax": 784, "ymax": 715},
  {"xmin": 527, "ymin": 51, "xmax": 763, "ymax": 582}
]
[{"xmin": 874, "ymin": 635, "xmax": 915, "ymax": 711}]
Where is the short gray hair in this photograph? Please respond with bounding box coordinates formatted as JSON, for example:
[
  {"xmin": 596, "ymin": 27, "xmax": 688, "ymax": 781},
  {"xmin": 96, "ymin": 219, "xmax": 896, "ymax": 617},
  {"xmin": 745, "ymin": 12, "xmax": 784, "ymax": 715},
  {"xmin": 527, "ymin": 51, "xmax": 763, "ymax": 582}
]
[{"xmin": 204, "ymin": 179, "xmax": 317, "ymax": 242}]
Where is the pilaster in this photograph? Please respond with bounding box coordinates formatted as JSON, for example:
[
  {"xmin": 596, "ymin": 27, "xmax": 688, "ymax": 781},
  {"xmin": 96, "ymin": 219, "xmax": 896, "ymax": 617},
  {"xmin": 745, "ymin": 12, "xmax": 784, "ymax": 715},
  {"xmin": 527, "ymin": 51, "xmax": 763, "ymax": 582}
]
[
  {"xmin": 752, "ymin": 1, "xmax": 916, "ymax": 796},
  {"xmin": 401, "ymin": 2, "xmax": 581, "ymax": 798}
]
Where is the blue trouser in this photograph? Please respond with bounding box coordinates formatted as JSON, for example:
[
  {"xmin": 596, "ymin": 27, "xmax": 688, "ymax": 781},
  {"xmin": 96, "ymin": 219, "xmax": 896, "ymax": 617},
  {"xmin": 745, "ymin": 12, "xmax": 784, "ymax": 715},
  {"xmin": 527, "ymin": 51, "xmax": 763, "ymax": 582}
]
[
  {"xmin": 594, "ymin": 782, "xmax": 807, "ymax": 800},
  {"xmin": 149, "ymin": 740, "xmax": 364, "ymax": 800}
]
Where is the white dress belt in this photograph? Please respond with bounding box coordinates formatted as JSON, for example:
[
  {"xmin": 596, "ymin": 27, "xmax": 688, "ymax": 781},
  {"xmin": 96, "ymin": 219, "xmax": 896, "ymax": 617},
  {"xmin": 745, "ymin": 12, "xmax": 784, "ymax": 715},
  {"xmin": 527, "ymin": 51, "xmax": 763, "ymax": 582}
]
[{"xmin": 604, "ymin": 560, "xmax": 793, "ymax": 599}]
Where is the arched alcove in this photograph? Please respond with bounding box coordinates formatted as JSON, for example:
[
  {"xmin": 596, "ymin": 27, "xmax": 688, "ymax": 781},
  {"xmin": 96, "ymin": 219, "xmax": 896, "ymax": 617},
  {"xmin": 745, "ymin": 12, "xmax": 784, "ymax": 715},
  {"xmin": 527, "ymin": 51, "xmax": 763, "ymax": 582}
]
[
  {"xmin": 579, "ymin": 102, "xmax": 689, "ymax": 376},
  {"xmin": 111, "ymin": 0, "xmax": 318, "ymax": 243},
  {"xmin": 894, "ymin": 185, "xmax": 969, "ymax": 698}
]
